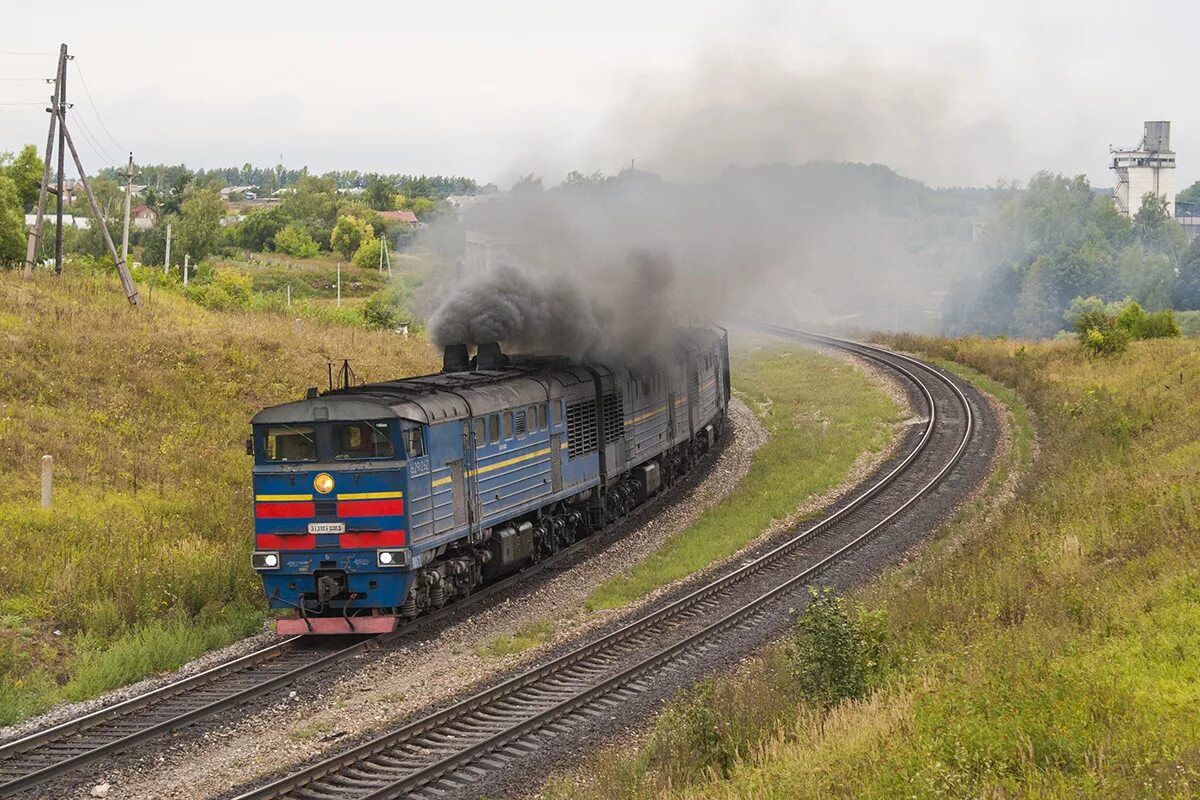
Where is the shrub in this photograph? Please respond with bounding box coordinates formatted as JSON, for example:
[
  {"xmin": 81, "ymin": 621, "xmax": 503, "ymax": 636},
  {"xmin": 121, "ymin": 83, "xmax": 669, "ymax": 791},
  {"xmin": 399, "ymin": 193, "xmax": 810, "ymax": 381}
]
[
  {"xmin": 273, "ymin": 224, "xmax": 319, "ymax": 258},
  {"xmin": 184, "ymin": 269, "xmax": 253, "ymax": 311},
  {"xmin": 362, "ymin": 285, "xmax": 411, "ymax": 330},
  {"xmin": 352, "ymin": 237, "xmax": 383, "ymax": 270},
  {"xmin": 783, "ymin": 588, "xmax": 887, "ymax": 709}
]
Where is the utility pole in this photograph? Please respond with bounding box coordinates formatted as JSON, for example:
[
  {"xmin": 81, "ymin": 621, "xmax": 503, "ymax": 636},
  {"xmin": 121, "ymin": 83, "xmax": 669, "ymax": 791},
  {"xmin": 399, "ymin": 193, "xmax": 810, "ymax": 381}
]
[
  {"xmin": 56, "ymin": 96, "xmax": 141, "ymax": 305},
  {"xmin": 336, "ymin": 262, "xmax": 342, "ymax": 306},
  {"xmin": 54, "ymin": 43, "xmax": 68, "ymax": 275},
  {"xmin": 120, "ymin": 152, "xmax": 133, "ymax": 265},
  {"xmin": 24, "ymin": 75, "xmax": 59, "ymax": 278},
  {"xmin": 183, "ymin": 253, "xmax": 189, "ymax": 286},
  {"xmin": 163, "ymin": 222, "xmax": 171, "ymax": 274}
]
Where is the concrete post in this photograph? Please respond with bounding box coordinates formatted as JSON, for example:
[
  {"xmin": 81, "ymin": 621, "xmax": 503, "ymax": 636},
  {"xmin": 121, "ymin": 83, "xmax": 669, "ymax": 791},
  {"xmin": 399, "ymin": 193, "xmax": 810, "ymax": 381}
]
[{"xmin": 41, "ymin": 455, "xmax": 53, "ymax": 509}]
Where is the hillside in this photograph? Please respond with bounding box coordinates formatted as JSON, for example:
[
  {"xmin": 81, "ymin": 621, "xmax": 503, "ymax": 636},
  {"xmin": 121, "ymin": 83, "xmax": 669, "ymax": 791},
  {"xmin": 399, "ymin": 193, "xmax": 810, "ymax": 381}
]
[
  {"xmin": 548, "ymin": 335, "xmax": 1200, "ymax": 798},
  {"xmin": 0, "ymin": 271, "xmax": 438, "ymax": 724}
]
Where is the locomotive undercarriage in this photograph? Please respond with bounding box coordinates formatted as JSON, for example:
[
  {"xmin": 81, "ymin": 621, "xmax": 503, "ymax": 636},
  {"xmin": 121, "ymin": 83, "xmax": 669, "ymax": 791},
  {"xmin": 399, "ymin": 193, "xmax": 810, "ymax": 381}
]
[{"xmin": 394, "ymin": 416, "xmax": 724, "ymax": 621}]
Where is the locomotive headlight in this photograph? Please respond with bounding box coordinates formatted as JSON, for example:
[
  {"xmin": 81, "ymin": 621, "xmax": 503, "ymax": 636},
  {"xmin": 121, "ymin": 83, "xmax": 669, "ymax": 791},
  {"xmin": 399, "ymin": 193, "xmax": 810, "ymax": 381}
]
[
  {"xmin": 377, "ymin": 549, "xmax": 408, "ymax": 568},
  {"xmin": 313, "ymin": 472, "xmax": 335, "ymax": 494},
  {"xmin": 252, "ymin": 551, "xmax": 281, "ymax": 570}
]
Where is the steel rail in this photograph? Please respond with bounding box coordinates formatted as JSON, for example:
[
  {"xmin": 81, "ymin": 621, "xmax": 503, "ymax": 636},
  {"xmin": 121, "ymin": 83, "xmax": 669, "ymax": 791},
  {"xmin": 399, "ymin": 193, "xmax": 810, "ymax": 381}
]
[
  {"xmin": 233, "ymin": 328, "xmax": 974, "ymax": 800},
  {"xmin": 0, "ymin": 392, "xmax": 736, "ymax": 799}
]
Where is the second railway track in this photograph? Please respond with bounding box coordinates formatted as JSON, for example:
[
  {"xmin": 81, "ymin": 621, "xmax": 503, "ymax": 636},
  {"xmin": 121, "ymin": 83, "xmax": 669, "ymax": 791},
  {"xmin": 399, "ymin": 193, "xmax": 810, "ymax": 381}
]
[{"xmin": 226, "ymin": 326, "xmax": 983, "ymax": 800}]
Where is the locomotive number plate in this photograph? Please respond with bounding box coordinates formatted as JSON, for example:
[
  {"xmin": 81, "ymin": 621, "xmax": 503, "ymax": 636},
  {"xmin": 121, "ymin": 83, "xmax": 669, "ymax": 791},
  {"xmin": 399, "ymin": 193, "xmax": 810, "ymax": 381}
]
[{"xmin": 308, "ymin": 522, "xmax": 346, "ymax": 534}]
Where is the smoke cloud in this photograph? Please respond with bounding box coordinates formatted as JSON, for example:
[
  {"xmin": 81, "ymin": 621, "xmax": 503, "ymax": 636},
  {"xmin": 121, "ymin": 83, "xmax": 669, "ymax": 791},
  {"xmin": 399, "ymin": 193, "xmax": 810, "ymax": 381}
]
[{"xmin": 425, "ymin": 44, "xmax": 1060, "ymax": 359}]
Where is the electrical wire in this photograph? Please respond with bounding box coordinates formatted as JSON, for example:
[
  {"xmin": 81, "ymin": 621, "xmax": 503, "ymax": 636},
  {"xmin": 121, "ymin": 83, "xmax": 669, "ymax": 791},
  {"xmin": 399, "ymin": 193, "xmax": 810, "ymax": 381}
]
[
  {"xmin": 0, "ymin": 51, "xmax": 56, "ymax": 56},
  {"xmin": 72, "ymin": 58, "xmax": 127, "ymax": 155},
  {"xmin": 67, "ymin": 107, "xmax": 119, "ymax": 169}
]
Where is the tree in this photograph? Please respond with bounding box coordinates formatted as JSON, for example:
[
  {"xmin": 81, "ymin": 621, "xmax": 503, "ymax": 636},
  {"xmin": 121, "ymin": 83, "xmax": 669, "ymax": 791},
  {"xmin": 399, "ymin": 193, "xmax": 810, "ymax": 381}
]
[
  {"xmin": 140, "ymin": 217, "xmax": 179, "ymax": 267},
  {"xmin": 330, "ymin": 214, "xmax": 374, "ymax": 260},
  {"xmin": 1173, "ymin": 238, "xmax": 1200, "ymax": 310},
  {"xmin": 273, "ymin": 224, "xmax": 319, "ymax": 258},
  {"xmin": 0, "ymin": 175, "xmax": 25, "ymax": 266},
  {"xmin": 175, "ymin": 188, "xmax": 225, "ymax": 262},
  {"xmin": 365, "ymin": 174, "xmax": 396, "ymax": 211},
  {"xmin": 231, "ymin": 206, "xmax": 286, "ymax": 252},
  {"xmin": 1115, "ymin": 243, "xmax": 1175, "ymax": 311},
  {"xmin": 0, "ymin": 145, "xmax": 41, "ymax": 210}
]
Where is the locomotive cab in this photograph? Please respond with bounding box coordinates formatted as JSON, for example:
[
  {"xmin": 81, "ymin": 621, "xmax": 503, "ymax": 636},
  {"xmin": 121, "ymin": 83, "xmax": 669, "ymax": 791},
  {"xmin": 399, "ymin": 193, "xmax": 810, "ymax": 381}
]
[{"xmin": 250, "ymin": 396, "xmax": 422, "ymax": 634}]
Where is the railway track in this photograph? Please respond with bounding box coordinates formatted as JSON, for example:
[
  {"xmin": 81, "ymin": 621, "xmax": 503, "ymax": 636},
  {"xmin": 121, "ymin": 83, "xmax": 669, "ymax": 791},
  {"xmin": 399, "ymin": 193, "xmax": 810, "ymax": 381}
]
[
  {"xmin": 0, "ymin": 390, "xmax": 738, "ymax": 799},
  {"xmin": 228, "ymin": 326, "xmax": 979, "ymax": 800}
]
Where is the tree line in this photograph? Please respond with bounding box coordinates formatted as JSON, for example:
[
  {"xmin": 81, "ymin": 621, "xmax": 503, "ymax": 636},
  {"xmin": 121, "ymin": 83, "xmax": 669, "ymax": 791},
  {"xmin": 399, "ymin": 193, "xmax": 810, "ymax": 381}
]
[{"xmin": 942, "ymin": 172, "xmax": 1200, "ymax": 338}]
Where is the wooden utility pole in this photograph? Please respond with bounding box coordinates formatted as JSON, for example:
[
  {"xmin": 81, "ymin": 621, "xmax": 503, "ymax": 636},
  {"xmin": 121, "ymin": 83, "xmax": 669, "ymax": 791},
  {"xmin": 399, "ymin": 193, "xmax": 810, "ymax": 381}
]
[
  {"xmin": 23, "ymin": 80, "xmax": 59, "ymax": 278},
  {"xmin": 54, "ymin": 43, "xmax": 67, "ymax": 275},
  {"xmin": 120, "ymin": 152, "xmax": 133, "ymax": 265},
  {"xmin": 55, "ymin": 97, "xmax": 141, "ymax": 305}
]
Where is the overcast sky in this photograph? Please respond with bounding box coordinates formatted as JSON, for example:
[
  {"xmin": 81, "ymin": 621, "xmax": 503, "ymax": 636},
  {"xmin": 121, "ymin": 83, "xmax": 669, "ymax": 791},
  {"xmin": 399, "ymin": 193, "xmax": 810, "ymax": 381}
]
[{"xmin": 1, "ymin": 0, "xmax": 1195, "ymax": 189}]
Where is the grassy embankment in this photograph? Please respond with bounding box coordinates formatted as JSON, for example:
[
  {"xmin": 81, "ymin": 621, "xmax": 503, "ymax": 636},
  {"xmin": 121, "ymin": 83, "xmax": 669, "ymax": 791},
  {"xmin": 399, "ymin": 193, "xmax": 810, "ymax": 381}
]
[
  {"xmin": 547, "ymin": 334, "xmax": 1200, "ymax": 799},
  {"xmin": 0, "ymin": 270, "xmax": 437, "ymax": 725},
  {"xmin": 481, "ymin": 337, "xmax": 903, "ymax": 655}
]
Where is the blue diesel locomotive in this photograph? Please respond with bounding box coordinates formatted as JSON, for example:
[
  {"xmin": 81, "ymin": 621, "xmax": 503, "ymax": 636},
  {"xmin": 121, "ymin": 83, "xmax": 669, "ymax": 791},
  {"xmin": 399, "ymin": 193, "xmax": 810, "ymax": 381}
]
[{"xmin": 249, "ymin": 326, "xmax": 730, "ymax": 634}]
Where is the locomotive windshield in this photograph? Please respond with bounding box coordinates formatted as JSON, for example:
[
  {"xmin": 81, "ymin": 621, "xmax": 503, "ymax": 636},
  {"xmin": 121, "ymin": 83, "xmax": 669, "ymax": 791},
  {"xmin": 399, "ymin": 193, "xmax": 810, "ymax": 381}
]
[
  {"xmin": 263, "ymin": 424, "xmax": 317, "ymax": 462},
  {"xmin": 334, "ymin": 421, "xmax": 394, "ymax": 459}
]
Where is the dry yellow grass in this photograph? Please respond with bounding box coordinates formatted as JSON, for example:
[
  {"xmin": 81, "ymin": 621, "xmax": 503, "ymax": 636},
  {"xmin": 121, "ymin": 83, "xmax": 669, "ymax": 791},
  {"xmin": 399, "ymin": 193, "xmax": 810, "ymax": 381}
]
[{"xmin": 0, "ymin": 269, "xmax": 437, "ymax": 723}]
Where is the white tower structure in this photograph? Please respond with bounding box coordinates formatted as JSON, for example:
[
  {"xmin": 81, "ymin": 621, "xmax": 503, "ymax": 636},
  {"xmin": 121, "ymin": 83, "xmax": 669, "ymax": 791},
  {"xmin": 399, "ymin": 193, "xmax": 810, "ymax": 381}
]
[{"xmin": 1111, "ymin": 121, "xmax": 1176, "ymax": 218}]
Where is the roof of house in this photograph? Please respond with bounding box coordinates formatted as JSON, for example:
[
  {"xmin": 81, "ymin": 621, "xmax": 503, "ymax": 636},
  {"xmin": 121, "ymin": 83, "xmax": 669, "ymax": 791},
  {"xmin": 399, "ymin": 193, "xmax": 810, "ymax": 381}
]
[
  {"xmin": 132, "ymin": 205, "xmax": 156, "ymax": 216},
  {"xmin": 378, "ymin": 210, "xmax": 419, "ymax": 224}
]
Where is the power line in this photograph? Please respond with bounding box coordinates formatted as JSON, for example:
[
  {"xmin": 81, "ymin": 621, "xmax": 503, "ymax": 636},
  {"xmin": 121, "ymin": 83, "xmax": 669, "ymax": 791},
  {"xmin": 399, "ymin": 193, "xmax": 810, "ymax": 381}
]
[
  {"xmin": 72, "ymin": 58, "xmax": 126, "ymax": 154},
  {"xmin": 0, "ymin": 51, "xmax": 57, "ymax": 56},
  {"xmin": 0, "ymin": 77, "xmax": 52, "ymax": 82},
  {"xmin": 69, "ymin": 106, "xmax": 119, "ymax": 168}
]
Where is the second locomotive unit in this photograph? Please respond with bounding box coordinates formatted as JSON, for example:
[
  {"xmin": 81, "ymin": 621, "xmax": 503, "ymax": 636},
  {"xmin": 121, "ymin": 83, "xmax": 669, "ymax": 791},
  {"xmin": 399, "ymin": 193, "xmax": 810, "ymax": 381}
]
[{"xmin": 249, "ymin": 326, "xmax": 730, "ymax": 634}]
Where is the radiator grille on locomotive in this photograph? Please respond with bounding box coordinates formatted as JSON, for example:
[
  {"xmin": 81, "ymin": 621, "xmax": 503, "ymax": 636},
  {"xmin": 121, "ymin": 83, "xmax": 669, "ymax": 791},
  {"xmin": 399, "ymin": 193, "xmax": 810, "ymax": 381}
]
[
  {"xmin": 603, "ymin": 392, "xmax": 625, "ymax": 444},
  {"xmin": 566, "ymin": 399, "xmax": 598, "ymax": 458}
]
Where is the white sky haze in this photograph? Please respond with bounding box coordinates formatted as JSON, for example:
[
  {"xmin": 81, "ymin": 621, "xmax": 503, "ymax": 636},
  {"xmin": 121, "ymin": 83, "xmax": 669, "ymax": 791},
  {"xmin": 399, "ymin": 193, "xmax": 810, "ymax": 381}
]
[{"xmin": 1, "ymin": 0, "xmax": 1195, "ymax": 189}]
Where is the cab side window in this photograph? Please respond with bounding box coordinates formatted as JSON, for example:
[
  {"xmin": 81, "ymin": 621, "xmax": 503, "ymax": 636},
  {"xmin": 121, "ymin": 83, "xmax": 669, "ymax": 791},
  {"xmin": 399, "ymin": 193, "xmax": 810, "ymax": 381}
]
[
  {"xmin": 474, "ymin": 419, "xmax": 485, "ymax": 448},
  {"xmin": 402, "ymin": 427, "xmax": 424, "ymax": 458}
]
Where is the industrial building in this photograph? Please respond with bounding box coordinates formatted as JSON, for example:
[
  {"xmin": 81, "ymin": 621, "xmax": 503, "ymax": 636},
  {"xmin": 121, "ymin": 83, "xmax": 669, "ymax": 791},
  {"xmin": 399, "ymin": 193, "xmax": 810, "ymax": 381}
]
[{"xmin": 1111, "ymin": 121, "xmax": 1176, "ymax": 218}]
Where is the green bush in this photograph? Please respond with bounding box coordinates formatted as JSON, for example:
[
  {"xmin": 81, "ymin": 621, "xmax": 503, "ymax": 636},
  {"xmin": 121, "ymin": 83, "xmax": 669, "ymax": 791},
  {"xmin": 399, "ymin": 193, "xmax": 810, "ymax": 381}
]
[
  {"xmin": 273, "ymin": 224, "xmax": 319, "ymax": 258},
  {"xmin": 362, "ymin": 285, "xmax": 411, "ymax": 329},
  {"xmin": 184, "ymin": 269, "xmax": 253, "ymax": 311},
  {"xmin": 784, "ymin": 588, "xmax": 887, "ymax": 709},
  {"xmin": 352, "ymin": 237, "xmax": 383, "ymax": 269}
]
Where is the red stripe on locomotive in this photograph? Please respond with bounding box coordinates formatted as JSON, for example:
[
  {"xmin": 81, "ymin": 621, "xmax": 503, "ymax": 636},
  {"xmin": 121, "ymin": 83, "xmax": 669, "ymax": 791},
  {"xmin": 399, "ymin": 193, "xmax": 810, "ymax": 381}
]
[
  {"xmin": 340, "ymin": 530, "xmax": 407, "ymax": 548},
  {"xmin": 257, "ymin": 533, "xmax": 317, "ymax": 549},
  {"xmin": 337, "ymin": 499, "xmax": 404, "ymax": 517},
  {"xmin": 255, "ymin": 501, "xmax": 315, "ymax": 519}
]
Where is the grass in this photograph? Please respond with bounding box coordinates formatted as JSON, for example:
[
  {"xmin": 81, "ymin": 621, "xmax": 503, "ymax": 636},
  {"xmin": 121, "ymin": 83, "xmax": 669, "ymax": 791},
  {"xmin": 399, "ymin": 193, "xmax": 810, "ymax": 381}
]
[
  {"xmin": 479, "ymin": 618, "xmax": 559, "ymax": 658},
  {"xmin": 583, "ymin": 337, "xmax": 902, "ymax": 611},
  {"xmin": 0, "ymin": 268, "xmax": 438, "ymax": 725},
  {"xmin": 547, "ymin": 333, "xmax": 1200, "ymax": 800}
]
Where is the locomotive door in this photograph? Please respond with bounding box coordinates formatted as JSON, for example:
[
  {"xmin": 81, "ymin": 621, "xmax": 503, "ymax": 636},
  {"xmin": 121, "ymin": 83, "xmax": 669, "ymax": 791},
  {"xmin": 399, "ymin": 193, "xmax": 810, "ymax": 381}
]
[
  {"xmin": 460, "ymin": 421, "xmax": 481, "ymax": 539},
  {"xmin": 550, "ymin": 433, "xmax": 563, "ymax": 492},
  {"xmin": 449, "ymin": 460, "xmax": 467, "ymax": 528},
  {"xmin": 687, "ymin": 365, "xmax": 699, "ymax": 438}
]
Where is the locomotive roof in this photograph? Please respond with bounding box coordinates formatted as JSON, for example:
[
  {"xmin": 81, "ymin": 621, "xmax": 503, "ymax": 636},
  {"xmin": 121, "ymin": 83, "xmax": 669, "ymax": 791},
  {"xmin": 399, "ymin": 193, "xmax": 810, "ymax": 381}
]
[{"xmin": 252, "ymin": 325, "xmax": 725, "ymax": 427}]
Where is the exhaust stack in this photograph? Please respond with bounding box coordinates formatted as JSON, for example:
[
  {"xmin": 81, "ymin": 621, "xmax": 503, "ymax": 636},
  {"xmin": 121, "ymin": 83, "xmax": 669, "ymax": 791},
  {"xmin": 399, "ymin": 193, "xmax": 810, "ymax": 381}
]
[{"xmin": 442, "ymin": 344, "xmax": 470, "ymax": 373}]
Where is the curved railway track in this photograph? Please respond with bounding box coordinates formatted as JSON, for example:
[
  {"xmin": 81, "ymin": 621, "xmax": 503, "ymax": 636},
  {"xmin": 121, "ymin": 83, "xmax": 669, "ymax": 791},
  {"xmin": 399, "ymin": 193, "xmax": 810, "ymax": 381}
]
[
  {"xmin": 0, "ymin": 420, "xmax": 735, "ymax": 799},
  {"xmin": 227, "ymin": 326, "xmax": 980, "ymax": 800}
]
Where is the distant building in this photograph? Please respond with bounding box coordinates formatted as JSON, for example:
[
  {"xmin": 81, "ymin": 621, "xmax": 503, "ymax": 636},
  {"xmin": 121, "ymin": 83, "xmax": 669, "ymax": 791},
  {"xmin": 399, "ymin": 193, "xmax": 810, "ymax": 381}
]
[
  {"xmin": 1111, "ymin": 121, "xmax": 1176, "ymax": 218},
  {"xmin": 463, "ymin": 230, "xmax": 528, "ymax": 276},
  {"xmin": 378, "ymin": 210, "xmax": 419, "ymax": 225},
  {"xmin": 131, "ymin": 204, "xmax": 158, "ymax": 229},
  {"xmin": 24, "ymin": 213, "xmax": 90, "ymax": 230}
]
